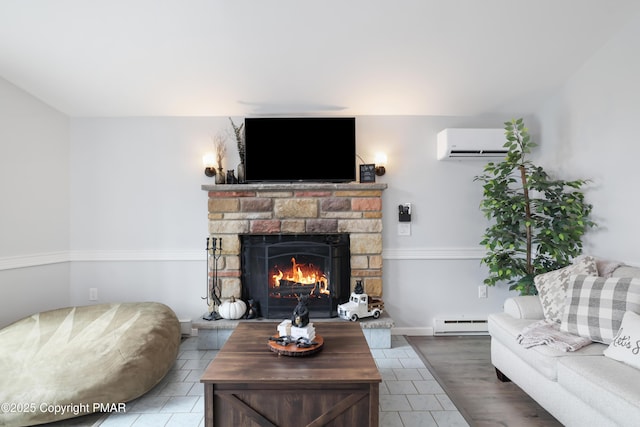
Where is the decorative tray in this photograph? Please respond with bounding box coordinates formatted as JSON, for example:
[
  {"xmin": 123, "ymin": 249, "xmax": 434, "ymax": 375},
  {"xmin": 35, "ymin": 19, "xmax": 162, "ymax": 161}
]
[{"xmin": 267, "ymin": 334, "xmax": 324, "ymax": 357}]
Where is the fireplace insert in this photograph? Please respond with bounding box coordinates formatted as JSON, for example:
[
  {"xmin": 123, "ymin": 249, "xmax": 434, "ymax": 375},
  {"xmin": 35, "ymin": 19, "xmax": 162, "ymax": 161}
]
[{"xmin": 240, "ymin": 234, "xmax": 350, "ymax": 319}]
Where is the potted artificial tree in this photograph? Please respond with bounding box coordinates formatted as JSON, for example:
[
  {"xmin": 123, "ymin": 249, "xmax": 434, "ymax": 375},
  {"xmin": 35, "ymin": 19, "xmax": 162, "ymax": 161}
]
[{"xmin": 474, "ymin": 118, "xmax": 596, "ymax": 295}]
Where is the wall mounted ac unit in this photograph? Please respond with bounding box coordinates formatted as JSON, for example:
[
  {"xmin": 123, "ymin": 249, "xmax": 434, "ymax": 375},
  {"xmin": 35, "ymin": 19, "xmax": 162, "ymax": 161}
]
[
  {"xmin": 436, "ymin": 128, "xmax": 507, "ymax": 160},
  {"xmin": 433, "ymin": 317, "xmax": 489, "ymax": 336}
]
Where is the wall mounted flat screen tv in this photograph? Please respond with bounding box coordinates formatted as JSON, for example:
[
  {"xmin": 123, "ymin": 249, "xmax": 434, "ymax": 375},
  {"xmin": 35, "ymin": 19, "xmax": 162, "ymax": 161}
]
[{"xmin": 244, "ymin": 117, "xmax": 356, "ymax": 183}]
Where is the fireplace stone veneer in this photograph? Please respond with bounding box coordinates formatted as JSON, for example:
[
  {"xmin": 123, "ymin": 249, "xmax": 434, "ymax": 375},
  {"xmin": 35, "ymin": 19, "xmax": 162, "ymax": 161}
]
[{"xmin": 202, "ymin": 183, "xmax": 387, "ymax": 306}]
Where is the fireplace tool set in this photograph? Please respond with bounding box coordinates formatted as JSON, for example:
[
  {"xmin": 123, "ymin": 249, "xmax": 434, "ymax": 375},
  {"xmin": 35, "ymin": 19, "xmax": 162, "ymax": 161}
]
[{"xmin": 202, "ymin": 236, "xmax": 223, "ymax": 320}]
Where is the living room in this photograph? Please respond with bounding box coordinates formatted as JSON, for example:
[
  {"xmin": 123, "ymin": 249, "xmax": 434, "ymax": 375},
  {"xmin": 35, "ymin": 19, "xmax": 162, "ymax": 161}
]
[
  {"xmin": 1, "ymin": 1, "xmax": 640, "ymax": 425},
  {"xmin": 2, "ymin": 1, "xmax": 639, "ymax": 333}
]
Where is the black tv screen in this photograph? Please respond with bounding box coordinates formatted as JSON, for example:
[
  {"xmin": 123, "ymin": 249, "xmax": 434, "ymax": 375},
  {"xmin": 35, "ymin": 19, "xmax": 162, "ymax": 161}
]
[{"xmin": 244, "ymin": 117, "xmax": 356, "ymax": 183}]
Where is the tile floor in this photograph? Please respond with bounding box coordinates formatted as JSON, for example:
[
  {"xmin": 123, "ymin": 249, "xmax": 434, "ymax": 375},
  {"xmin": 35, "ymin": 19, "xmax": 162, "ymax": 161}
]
[{"xmin": 84, "ymin": 335, "xmax": 468, "ymax": 427}]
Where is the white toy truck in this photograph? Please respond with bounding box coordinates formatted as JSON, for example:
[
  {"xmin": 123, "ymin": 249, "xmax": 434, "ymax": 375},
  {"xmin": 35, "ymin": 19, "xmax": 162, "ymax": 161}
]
[{"xmin": 338, "ymin": 292, "xmax": 384, "ymax": 321}]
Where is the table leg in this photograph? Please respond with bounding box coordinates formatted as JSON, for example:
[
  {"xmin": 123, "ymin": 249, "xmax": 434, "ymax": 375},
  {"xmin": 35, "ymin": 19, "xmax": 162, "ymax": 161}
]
[
  {"xmin": 369, "ymin": 382, "xmax": 379, "ymax": 426},
  {"xmin": 204, "ymin": 383, "xmax": 213, "ymax": 427}
]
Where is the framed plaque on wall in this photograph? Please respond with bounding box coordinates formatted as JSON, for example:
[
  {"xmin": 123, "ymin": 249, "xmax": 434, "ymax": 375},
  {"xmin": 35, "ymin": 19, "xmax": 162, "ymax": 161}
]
[{"xmin": 359, "ymin": 164, "xmax": 376, "ymax": 183}]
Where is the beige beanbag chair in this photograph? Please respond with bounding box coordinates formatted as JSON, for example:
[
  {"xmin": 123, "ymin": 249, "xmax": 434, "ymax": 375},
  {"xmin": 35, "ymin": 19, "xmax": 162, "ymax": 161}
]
[{"xmin": 0, "ymin": 302, "xmax": 181, "ymax": 427}]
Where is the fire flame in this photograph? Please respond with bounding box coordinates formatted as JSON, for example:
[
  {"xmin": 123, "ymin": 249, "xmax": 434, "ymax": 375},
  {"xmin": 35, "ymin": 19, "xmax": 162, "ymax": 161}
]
[{"xmin": 272, "ymin": 257, "xmax": 329, "ymax": 295}]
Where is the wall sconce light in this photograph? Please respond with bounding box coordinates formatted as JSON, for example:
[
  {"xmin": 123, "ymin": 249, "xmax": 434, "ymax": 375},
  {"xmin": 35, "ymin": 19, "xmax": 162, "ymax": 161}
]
[
  {"xmin": 203, "ymin": 152, "xmax": 217, "ymax": 177},
  {"xmin": 374, "ymin": 152, "xmax": 387, "ymax": 176}
]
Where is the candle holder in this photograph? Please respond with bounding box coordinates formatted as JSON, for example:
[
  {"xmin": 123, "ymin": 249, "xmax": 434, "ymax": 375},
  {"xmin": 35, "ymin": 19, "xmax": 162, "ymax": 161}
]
[{"xmin": 202, "ymin": 236, "xmax": 223, "ymax": 321}]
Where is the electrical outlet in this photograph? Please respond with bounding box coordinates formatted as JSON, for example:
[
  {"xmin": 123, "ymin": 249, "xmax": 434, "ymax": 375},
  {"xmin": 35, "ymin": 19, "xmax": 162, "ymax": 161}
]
[
  {"xmin": 478, "ymin": 285, "xmax": 487, "ymax": 299},
  {"xmin": 398, "ymin": 223, "xmax": 411, "ymax": 236},
  {"xmin": 89, "ymin": 288, "xmax": 98, "ymax": 301}
]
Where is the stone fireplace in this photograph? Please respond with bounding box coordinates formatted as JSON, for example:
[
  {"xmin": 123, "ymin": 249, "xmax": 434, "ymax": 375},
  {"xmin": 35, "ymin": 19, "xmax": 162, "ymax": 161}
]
[{"xmin": 202, "ymin": 182, "xmax": 387, "ymax": 318}]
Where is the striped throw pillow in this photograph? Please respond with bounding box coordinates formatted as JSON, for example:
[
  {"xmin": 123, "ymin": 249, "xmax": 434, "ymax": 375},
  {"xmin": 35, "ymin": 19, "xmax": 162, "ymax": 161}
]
[{"xmin": 561, "ymin": 275, "xmax": 640, "ymax": 344}]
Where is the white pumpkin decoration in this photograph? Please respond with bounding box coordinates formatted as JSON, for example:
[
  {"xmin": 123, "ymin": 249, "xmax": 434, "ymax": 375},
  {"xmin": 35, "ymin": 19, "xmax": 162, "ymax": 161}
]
[{"xmin": 218, "ymin": 296, "xmax": 247, "ymax": 320}]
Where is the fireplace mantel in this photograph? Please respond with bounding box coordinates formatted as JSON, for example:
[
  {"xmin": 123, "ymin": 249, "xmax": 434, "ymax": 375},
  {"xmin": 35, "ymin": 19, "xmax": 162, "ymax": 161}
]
[
  {"xmin": 201, "ymin": 182, "xmax": 388, "ymax": 192},
  {"xmin": 202, "ymin": 181, "xmax": 387, "ymax": 304}
]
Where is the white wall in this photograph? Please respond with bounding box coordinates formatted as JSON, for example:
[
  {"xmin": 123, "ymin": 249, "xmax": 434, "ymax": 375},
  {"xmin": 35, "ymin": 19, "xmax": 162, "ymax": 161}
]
[
  {"xmin": 69, "ymin": 118, "xmax": 221, "ymax": 320},
  {"xmin": 0, "ymin": 77, "xmax": 70, "ymax": 327},
  {"xmin": 535, "ymin": 11, "xmax": 640, "ymax": 266},
  {"xmin": 68, "ymin": 115, "xmax": 516, "ymax": 331},
  {"xmin": 358, "ymin": 116, "xmax": 517, "ymax": 331}
]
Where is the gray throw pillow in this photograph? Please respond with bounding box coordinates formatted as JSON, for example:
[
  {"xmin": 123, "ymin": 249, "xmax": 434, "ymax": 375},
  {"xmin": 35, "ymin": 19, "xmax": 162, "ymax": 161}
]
[
  {"xmin": 561, "ymin": 275, "xmax": 640, "ymax": 344},
  {"xmin": 534, "ymin": 256, "xmax": 598, "ymax": 323}
]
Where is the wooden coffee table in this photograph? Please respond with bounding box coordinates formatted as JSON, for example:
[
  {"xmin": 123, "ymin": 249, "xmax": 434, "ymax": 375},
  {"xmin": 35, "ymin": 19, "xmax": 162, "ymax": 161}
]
[{"xmin": 201, "ymin": 321, "xmax": 381, "ymax": 427}]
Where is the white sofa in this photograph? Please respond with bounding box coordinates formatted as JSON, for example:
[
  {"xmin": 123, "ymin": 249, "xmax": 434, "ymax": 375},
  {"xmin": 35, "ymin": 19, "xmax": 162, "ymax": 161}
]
[{"xmin": 488, "ymin": 263, "xmax": 640, "ymax": 427}]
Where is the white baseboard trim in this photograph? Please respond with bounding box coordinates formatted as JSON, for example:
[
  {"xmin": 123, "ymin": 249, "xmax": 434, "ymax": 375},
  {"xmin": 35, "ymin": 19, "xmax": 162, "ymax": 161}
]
[{"xmin": 392, "ymin": 326, "xmax": 434, "ymax": 336}]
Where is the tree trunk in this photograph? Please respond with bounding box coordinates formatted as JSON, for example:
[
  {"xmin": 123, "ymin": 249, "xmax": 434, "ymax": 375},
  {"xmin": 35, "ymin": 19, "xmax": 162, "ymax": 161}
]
[{"xmin": 519, "ymin": 165, "xmax": 533, "ymax": 275}]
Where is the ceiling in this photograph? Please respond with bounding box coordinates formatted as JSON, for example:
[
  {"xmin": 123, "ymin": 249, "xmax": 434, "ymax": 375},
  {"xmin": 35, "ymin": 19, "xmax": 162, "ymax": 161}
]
[{"xmin": 1, "ymin": 0, "xmax": 638, "ymax": 117}]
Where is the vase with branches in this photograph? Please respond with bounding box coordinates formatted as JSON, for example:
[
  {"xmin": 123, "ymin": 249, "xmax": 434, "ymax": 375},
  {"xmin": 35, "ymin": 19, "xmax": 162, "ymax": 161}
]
[
  {"xmin": 213, "ymin": 132, "xmax": 227, "ymax": 184},
  {"xmin": 474, "ymin": 118, "xmax": 596, "ymax": 295},
  {"xmin": 229, "ymin": 118, "xmax": 245, "ymax": 183}
]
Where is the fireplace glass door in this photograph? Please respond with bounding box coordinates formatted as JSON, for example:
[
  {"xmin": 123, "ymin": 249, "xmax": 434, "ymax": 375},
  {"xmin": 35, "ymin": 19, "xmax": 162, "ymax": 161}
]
[{"xmin": 241, "ymin": 234, "xmax": 350, "ymax": 319}]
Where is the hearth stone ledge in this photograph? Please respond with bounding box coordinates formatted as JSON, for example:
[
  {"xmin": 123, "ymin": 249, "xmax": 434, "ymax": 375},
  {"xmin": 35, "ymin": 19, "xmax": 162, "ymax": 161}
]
[{"xmin": 193, "ymin": 311, "xmax": 394, "ymax": 350}]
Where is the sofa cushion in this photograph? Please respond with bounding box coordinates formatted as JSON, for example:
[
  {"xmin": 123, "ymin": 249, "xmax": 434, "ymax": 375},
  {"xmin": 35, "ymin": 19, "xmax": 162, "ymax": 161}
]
[
  {"xmin": 561, "ymin": 275, "xmax": 640, "ymax": 344},
  {"xmin": 488, "ymin": 312, "xmax": 605, "ymax": 381},
  {"xmin": 604, "ymin": 310, "xmax": 640, "ymax": 369},
  {"xmin": 612, "ymin": 265, "xmax": 640, "ymax": 279},
  {"xmin": 596, "ymin": 259, "xmax": 623, "ymax": 278},
  {"xmin": 534, "ymin": 256, "xmax": 598, "ymax": 323},
  {"xmin": 558, "ymin": 355, "xmax": 640, "ymax": 426}
]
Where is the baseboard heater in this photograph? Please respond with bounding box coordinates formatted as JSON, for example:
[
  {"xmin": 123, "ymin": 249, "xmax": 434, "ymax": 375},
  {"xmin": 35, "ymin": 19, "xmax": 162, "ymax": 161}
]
[{"xmin": 433, "ymin": 318, "xmax": 489, "ymax": 336}]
